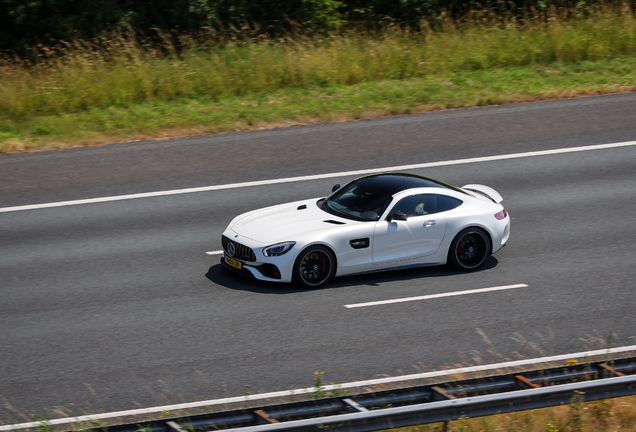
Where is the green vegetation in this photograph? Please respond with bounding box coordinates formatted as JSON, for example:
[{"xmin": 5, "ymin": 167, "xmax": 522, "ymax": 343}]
[
  {"xmin": 0, "ymin": 0, "xmax": 346, "ymax": 57},
  {"xmin": 1, "ymin": 5, "xmax": 635, "ymax": 153},
  {"xmin": 7, "ymin": 0, "xmax": 635, "ymax": 58},
  {"xmin": 308, "ymin": 370, "xmax": 347, "ymax": 399}
]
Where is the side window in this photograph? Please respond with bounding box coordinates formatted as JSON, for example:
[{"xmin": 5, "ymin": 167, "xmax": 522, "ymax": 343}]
[
  {"xmin": 436, "ymin": 195, "xmax": 463, "ymax": 212},
  {"xmin": 391, "ymin": 194, "xmax": 462, "ymax": 217},
  {"xmin": 391, "ymin": 194, "xmax": 437, "ymax": 217}
]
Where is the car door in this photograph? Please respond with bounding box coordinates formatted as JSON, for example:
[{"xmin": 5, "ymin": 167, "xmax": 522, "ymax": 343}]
[{"xmin": 372, "ymin": 194, "xmax": 448, "ymax": 265}]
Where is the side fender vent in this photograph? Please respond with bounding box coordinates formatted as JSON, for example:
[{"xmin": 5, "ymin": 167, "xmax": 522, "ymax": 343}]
[{"xmin": 350, "ymin": 238, "xmax": 370, "ymax": 249}]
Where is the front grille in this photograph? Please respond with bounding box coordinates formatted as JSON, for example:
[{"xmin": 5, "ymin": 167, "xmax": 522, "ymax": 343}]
[{"xmin": 222, "ymin": 235, "xmax": 256, "ymax": 262}]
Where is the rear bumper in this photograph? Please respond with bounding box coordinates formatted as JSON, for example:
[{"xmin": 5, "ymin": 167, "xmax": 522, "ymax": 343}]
[{"xmin": 491, "ymin": 217, "xmax": 510, "ymax": 254}]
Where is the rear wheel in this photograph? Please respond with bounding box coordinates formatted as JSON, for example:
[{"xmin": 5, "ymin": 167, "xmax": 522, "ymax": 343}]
[
  {"xmin": 449, "ymin": 228, "xmax": 491, "ymax": 271},
  {"xmin": 293, "ymin": 245, "xmax": 335, "ymax": 288}
]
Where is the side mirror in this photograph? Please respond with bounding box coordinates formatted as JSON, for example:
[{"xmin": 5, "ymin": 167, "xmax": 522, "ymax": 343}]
[
  {"xmin": 332, "ymin": 184, "xmax": 341, "ymax": 192},
  {"xmin": 389, "ymin": 211, "xmax": 407, "ymax": 221}
]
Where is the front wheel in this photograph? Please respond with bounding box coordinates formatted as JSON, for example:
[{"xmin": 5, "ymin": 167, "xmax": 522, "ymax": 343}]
[
  {"xmin": 448, "ymin": 228, "xmax": 491, "ymax": 271},
  {"xmin": 293, "ymin": 245, "xmax": 336, "ymax": 289}
]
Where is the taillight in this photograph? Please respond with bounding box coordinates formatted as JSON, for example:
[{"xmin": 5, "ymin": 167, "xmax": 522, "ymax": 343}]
[{"xmin": 494, "ymin": 209, "xmax": 507, "ymax": 220}]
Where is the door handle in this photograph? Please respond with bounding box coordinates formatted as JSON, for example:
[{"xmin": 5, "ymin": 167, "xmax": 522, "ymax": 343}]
[{"xmin": 423, "ymin": 220, "xmax": 436, "ymax": 227}]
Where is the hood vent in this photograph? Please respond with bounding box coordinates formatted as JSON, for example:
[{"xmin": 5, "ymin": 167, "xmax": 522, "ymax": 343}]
[
  {"xmin": 324, "ymin": 220, "xmax": 345, "ymax": 225},
  {"xmin": 297, "ymin": 204, "xmax": 307, "ymax": 210}
]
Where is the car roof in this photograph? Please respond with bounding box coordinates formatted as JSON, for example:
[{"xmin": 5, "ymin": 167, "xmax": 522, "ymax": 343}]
[{"xmin": 354, "ymin": 173, "xmax": 467, "ymax": 196}]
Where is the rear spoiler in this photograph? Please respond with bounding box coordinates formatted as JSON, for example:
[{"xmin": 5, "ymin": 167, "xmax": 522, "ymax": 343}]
[{"xmin": 461, "ymin": 184, "xmax": 503, "ymax": 203}]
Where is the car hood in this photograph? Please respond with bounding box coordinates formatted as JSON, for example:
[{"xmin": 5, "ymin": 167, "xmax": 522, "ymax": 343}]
[{"xmin": 229, "ymin": 199, "xmax": 347, "ymax": 244}]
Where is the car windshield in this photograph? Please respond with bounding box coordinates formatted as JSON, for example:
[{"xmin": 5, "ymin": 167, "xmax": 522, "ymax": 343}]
[{"xmin": 321, "ymin": 182, "xmax": 393, "ymax": 222}]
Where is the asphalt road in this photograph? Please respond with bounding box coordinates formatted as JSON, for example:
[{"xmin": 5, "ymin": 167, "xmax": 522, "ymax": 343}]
[{"xmin": 1, "ymin": 93, "xmax": 636, "ymax": 424}]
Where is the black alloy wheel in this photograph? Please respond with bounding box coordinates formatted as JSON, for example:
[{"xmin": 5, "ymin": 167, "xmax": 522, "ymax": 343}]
[
  {"xmin": 293, "ymin": 245, "xmax": 335, "ymax": 288},
  {"xmin": 449, "ymin": 228, "xmax": 491, "ymax": 271}
]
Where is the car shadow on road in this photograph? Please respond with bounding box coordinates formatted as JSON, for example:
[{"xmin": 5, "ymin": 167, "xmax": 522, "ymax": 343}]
[
  {"xmin": 205, "ymin": 264, "xmax": 308, "ymax": 294},
  {"xmin": 205, "ymin": 256, "xmax": 499, "ymax": 294},
  {"xmin": 328, "ymin": 256, "xmax": 499, "ymax": 289}
]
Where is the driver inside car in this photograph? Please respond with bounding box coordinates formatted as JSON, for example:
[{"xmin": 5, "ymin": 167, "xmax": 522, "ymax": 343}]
[{"xmin": 415, "ymin": 202, "xmax": 428, "ymax": 215}]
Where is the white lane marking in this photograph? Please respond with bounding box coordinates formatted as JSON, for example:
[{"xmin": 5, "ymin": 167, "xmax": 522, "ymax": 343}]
[
  {"xmin": 1, "ymin": 140, "xmax": 636, "ymax": 214},
  {"xmin": 345, "ymin": 284, "xmax": 529, "ymax": 308},
  {"xmin": 2, "ymin": 345, "xmax": 635, "ymax": 431},
  {"xmin": 205, "ymin": 250, "xmax": 223, "ymax": 255}
]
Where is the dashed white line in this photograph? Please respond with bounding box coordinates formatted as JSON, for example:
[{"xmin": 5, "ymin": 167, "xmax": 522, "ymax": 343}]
[
  {"xmin": 2, "ymin": 344, "xmax": 635, "ymax": 431},
  {"xmin": 345, "ymin": 284, "xmax": 529, "ymax": 308},
  {"xmin": 205, "ymin": 250, "xmax": 223, "ymax": 255},
  {"xmin": 1, "ymin": 141, "xmax": 635, "ymax": 214}
]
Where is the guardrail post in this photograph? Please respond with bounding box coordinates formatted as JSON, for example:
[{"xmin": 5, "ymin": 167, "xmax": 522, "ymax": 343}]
[
  {"xmin": 443, "ymin": 420, "xmax": 450, "ymax": 432},
  {"xmin": 254, "ymin": 410, "xmax": 279, "ymax": 424},
  {"xmin": 166, "ymin": 421, "xmax": 187, "ymax": 432}
]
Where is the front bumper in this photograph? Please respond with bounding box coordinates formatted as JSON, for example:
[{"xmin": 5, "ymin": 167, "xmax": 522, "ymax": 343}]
[
  {"xmin": 220, "ymin": 228, "xmax": 297, "ymax": 283},
  {"xmin": 220, "ymin": 254, "xmax": 283, "ymax": 280}
]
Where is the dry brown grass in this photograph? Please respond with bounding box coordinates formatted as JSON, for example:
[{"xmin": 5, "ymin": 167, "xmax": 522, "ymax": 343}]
[{"xmin": 387, "ymin": 395, "xmax": 636, "ymax": 432}]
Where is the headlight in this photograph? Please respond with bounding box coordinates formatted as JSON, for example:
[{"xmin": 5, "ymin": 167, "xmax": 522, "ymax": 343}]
[{"xmin": 263, "ymin": 241, "xmax": 296, "ymax": 257}]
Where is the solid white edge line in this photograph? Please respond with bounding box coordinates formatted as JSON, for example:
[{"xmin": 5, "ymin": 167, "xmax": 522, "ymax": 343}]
[
  {"xmin": 345, "ymin": 284, "xmax": 528, "ymax": 308},
  {"xmin": 1, "ymin": 140, "xmax": 636, "ymax": 214},
  {"xmin": 205, "ymin": 250, "xmax": 223, "ymax": 255},
  {"xmin": 2, "ymin": 345, "xmax": 636, "ymax": 431}
]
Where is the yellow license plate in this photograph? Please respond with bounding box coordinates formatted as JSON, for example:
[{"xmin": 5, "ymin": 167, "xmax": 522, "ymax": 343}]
[{"xmin": 225, "ymin": 256, "xmax": 242, "ymax": 270}]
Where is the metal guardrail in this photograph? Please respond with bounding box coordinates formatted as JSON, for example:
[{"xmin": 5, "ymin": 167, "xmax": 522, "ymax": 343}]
[
  {"xmin": 221, "ymin": 375, "xmax": 636, "ymax": 432},
  {"xmin": 93, "ymin": 356, "xmax": 636, "ymax": 432}
]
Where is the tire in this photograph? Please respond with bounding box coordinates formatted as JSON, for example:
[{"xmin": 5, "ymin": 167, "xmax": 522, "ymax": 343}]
[
  {"xmin": 448, "ymin": 228, "xmax": 491, "ymax": 271},
  {"xmin": 293, "ymin": 245, "xmax": 336, "ymax": 288}
]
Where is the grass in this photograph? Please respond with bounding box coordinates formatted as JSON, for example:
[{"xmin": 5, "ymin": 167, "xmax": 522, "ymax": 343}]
[
  {"xmin": 1, "ymin": 5, "xmax": 636, "ymax": 153},
  {"xmin": 384, "ymin": 395, "xmax": 636, "ymax": 431}
]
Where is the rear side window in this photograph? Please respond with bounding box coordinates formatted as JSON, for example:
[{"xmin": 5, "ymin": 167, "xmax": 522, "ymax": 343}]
[
  {"xmin": 392, "ymin": 194, "xmax": 436, "ymax": 217},
  {"xmin": 391, "ymin": 194, "xmax": 462, "ymax": 217},
  {"xmin": 437, "ymin": 195, "xmax": 463, "ymax": 212}
]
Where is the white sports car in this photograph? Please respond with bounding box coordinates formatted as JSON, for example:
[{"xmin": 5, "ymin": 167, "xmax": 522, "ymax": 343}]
[{"xmin": 220, "ymin": 173, "xmax": 510, "ymax": 288}]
